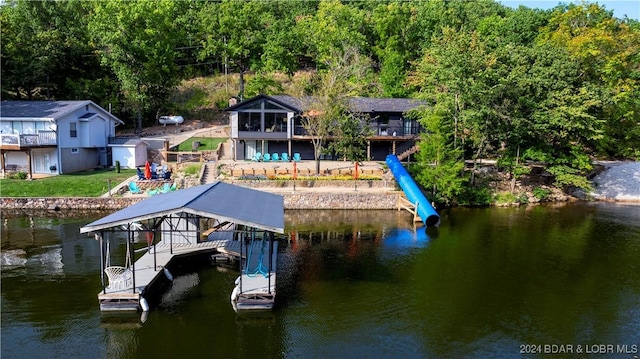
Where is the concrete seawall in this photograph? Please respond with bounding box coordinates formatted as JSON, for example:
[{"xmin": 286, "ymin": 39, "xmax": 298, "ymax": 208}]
[{"xmin": 0, "ymin": 191, "xmax": 401, "ymax": 211}]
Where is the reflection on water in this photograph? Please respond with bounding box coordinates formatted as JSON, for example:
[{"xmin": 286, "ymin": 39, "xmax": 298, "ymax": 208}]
[{"xmin": 2, "ymin": 204, "xmax": 639, "ymax": 358}]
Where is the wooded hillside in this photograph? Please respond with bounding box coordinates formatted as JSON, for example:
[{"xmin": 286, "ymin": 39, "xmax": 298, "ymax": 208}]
[{"xmin": 2, "ymin": 0, "xmax": 638, "ymax": 203}]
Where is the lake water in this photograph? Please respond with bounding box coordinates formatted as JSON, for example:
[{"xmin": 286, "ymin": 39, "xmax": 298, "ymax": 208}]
[{"xmin": 1, "ymin": 203, "xmax": 639, "ymax": 358}]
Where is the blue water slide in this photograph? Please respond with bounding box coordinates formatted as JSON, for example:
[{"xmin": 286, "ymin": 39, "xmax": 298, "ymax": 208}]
[{"xmin": 385, "ymin": 154, "xmax": 440, "ymax": 227}]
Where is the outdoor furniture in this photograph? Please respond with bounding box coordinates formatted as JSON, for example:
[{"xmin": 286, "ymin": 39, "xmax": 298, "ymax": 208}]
[
  {"xmin": 160, "ymin": 183, "xmax": 172, "ymax": 193},
  {"xmin": 293, "ymin": 153, "xmax": 301, "ymax": 162},
  {"xmin": 103, "ymin": 266, "xmax": 133, "ymax": 290},
  {"xmin": 163, "ymin": 171, "xmax": 172, "ymax": 180},
  {"xmin": 252, "ymin": 152, "xmax": 262, "ymax": 162},
  {"xmin": 281, "ymin": 153, "xmax": 289, "ymax": 162},
  {"xmin": 136, "ymin": 168, "xmax": 146, "ymax": 180},
  {"xmin": 263, "ymin": 153, "xmax": 271, "ymax": 162},
  {"xmin": 271, "ymin": 153, "xmax": 280, "ymax": 161},
  {"xmin": 129, "ymin": 181, "xmax": 143, "ymax": 194}
]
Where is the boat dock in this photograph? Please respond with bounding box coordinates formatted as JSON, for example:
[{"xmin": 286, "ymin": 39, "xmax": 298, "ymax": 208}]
[
  {"xmin": 99, "ymin": 234, "xmax": 278, "ymax": 312},
  {"xmin": 81, "ymin": 182, "xmax": 285, "ymax": 314},
  {"xmin": 232, "ymin": 240, "xmax": 278, "ymax": 311}
]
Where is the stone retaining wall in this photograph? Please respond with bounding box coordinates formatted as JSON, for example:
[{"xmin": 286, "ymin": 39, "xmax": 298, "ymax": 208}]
[
  {"xmin": 226, "ymin": 179, "xmax": 396, "ymax": 190},
  {"xmin": 0, "ymin": 191, "xmax": 401, "ymax": 211}
]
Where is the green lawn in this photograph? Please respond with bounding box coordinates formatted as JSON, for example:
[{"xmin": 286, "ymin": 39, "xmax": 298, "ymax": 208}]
[
  {"xmin": 0, "ymin": 169, "xmax": 136, "ymax": 197},
  {"xmin": 175, "ymin": 137, "xmax": 226, "ymax": 151}
]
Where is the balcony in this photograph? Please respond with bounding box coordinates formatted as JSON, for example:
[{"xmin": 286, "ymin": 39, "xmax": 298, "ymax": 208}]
[
  {"xmin": 0, "ymin": 131, "xmax": 57, "ymax": 149},
  {"xmin": 292, "ymin": 123, "xmax": 422, "ymax": 139}
]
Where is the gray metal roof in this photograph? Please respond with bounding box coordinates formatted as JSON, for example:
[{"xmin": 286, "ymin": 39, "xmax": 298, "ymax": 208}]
[
  {"xmin": 225, "ymin": 94, "xmax": 425, "ymax": 114},
  {"xmin": 80, "ymin": 182, "xmax": 285, "ymax": 234}
]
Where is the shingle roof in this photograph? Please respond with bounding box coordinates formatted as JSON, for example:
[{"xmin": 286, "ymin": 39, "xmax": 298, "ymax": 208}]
[
  {"xmin": 225, "ymin": 94, "xmax": 426, "ymax": 114},
  {"xmin": 0, "ymin": 100, "xmax": 123, "ymax": 124},
  {"xmin": 349, "ymin": 97, "xmax": 426, "ymax": 113},
  {"xmin": 1, "ymin": 100, "xmax": 91, "ymax": 119}
]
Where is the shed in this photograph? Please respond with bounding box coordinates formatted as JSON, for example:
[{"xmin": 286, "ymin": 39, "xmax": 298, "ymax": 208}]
[{"xmin": 108, "ymin": 138, "xmax": 148, "ymax": 169}]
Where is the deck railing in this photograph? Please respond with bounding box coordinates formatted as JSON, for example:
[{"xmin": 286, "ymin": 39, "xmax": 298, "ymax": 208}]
[{"xmin": 0, "ymin": 131, "xmax": 57, "ymax": 147}]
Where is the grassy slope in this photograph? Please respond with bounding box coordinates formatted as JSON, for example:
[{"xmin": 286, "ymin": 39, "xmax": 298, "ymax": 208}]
[{"xmin": 0, "ymin": 169, "xmax": 135, "ymax": 197}]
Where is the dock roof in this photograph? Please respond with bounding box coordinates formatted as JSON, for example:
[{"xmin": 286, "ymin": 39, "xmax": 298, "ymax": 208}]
[{"xmin": 80, "ymin": 182, "xmax": 285, "ymax": 234}]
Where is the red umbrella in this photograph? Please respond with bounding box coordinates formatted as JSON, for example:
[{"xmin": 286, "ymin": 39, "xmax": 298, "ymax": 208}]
[{"xmin": 144, "ymin": 161, "xmax": 151, "ymax": 180}]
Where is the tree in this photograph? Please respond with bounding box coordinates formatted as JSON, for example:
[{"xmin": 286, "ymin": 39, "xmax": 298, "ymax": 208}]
[
  {"xmin": 328, "ymin": 112, "xmax": 372, "ymax": 163},
  {"xmin": 539, "ymin": 3, "xmax": 640, "ymax": 158},
  {"xmin": 296, "ymin": 0, "xmax": 368, "ymax": 66},
  {"xmin": 89, "ymin": 0, "xmax": 182, "ymax": 132},
  {"xmin": 296, "ymin": 46, "xmax": 372, "ymax": 174},
  {"xmin": 200, "ymin": 0, "xmax": 272, "ymax": 101},
  {"xmin": 1, "ymin": 0, "xmax": 101, "ymax": 100},
  {"xmin": 371, "ymin": 2, "xmax": 420, "ymax": 97},
  {"xmin": 412, "ymin": 110, "xmax": 466, "ymax": 205}
]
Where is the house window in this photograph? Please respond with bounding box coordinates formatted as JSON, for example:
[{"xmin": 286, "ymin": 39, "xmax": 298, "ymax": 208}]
[
  {"xmin": 70, "ymin": 122, "xmax": 77, "ymax": 138},
  {"xmin": 239, "ymin": 112, "xmax": 261, "ymax": 131},
  {"xmin": 11, "ymin": 121, "xmax": 23, "ymax": 134},
  {"xmin": 71, "ymin": 148, "xmax": 79, "ymax": 154},
  {"xmin": 264, "ymin": 113, "xmax": 287, "ymax": 132}
]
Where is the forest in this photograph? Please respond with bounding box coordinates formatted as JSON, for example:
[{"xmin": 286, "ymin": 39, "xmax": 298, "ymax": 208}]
[{"xmin": 1, "ymin": 0, "xmax": 639, "ymax": 204}]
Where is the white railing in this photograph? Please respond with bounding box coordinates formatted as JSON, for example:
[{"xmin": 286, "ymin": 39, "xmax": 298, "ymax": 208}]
[{"xmin": 0, "ymin": 131, "xmax": 57, "ymax": 147}]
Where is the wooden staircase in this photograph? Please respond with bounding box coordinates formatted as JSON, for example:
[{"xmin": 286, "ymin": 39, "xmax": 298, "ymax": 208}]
[{"xmin": 396, "ymin": 145, "xmax": 419, "ymax": 161}]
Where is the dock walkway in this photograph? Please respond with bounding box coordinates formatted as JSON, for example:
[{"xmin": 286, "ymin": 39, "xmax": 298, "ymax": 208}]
[{"xmin": 98, "ymin": 233, "xmax": 277, "ymax": 312}]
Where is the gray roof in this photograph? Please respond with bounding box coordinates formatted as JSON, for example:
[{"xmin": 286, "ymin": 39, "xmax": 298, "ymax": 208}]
[
  {"xmin": 225, "ymin": 95, "xmax": 426, "ymax": 114},
  {"xmin": 80, "ymin": 182, "xmax": 285, "ymax": 234},
  {"xmin": 0, "ymin": 100, "xmax": 124, "ymax": 124},
  {"xmin": 108, "ymin": 137, "xmax": 146, "ymax": 146},
  {"xmin": 349, "ymin": 97, "xmax": 426, "ymax": 113}
]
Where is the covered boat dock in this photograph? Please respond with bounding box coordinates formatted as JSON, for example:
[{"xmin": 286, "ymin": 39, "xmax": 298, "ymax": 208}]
[{"xmin": 80, "ymin": 181, "xmax": 284, "ymax": 313}]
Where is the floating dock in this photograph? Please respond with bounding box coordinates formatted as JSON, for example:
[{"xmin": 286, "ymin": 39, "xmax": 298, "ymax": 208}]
[
  {"xmin": 81, "ymin": 182, "xmax": 285, "ymax": 314},
  {"xmin": 98, "ymin": 235, "xmax": 278, "ymax": 312},
  {"xmin": 232, "ymin": 240, "xmax": 278, "ymax": 311}
]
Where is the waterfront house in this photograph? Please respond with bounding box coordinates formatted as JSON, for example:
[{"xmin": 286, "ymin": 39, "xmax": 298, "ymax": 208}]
[
  {"xmin": 225, "ymin": 94, "xmax": 425, "ymax": 161},
  {"xmin": 0, "ymin": 100, "xmax": 124, "ymax": 178}
]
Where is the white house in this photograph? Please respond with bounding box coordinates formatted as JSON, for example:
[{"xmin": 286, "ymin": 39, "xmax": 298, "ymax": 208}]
[{"xmin": 0, "ymin": 100, "xmax": 124, "ymax": 178}]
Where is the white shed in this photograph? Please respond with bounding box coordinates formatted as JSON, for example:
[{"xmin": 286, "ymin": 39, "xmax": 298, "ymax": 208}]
[{"xmin": 109, "ymin": 139, "xmax": 148, "ymax": 169}]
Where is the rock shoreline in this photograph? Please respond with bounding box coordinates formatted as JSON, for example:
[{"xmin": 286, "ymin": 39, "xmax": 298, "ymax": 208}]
[{"xmin": 0, "ymin": 191, "xmax": 402, "ymax": 212}]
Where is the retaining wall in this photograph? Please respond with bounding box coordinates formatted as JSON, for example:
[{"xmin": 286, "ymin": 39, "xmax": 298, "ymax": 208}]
[{"xmin": 0, "ymin": 191, "xmax": 401, "ymax": 212}]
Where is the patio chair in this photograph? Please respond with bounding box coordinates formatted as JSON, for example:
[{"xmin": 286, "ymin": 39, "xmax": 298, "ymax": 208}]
[
  {"xmin": 263, "ymin": 153, "xmax": 271, "ymax": 162},
  {"xmin": 160, "ymin": 183, "xmax": 172, "ymax": 193},
  {"xmin": 281, "ymin": 153, "xmax": 290, "ymax": 162},
  {"xmin": 136, "ymin": 168, "xmax": 146, "ymax": 180},
  {"xmin": 252, "ymin": 152, "xmax": 262, "ymax": 162},
  {"xmin": 293, "ymin": 153, "xmax": 301, "ymax": 162},
  {"xmin": 104, "ymin": 266, "xmax": 133, "ymax": 291},
  {"xmin": 271, "ymin": 153, "xmax": 280, "ymax": 161},
  {"xmin": 129, "ymin": 181, "xmax": 143, "ymax": 194}
]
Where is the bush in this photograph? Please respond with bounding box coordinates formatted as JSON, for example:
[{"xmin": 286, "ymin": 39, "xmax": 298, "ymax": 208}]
[
  {"xmin": 238, "ymin": 174, "xmax": 267, "ymax": 180},
  {"xmin": 456, "ymin": 186, "xmax": 493, "ymax": 207},
  {"xmin": 494, "ymin": 191, "xmax": 518, "ymax": 205},
  {"xmin": 532, "ymin": 186, "xmax": 551, "ymax": 201}
]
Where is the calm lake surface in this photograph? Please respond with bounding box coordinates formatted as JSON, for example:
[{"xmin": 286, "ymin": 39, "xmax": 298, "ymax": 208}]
[{"xmin": 1, "ymin": 203, "xmax": 639, "ymax": 358}]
